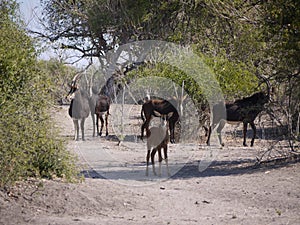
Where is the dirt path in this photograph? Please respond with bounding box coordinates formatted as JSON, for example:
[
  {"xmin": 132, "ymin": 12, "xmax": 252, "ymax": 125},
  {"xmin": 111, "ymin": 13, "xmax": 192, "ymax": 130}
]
[{"xmin": 1, "ymin": 105, "xmax": 299, "ymax": 225}]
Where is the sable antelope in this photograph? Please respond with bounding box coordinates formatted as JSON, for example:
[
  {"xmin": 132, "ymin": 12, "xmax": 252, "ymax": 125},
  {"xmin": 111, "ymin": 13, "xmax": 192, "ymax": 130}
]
[
  {"xmin": 206, "ymin": 76, "xmax": 271, "ymax": 147},
  {"xmin": 141, "ymin": 99, "xmax": 179, "ymax": 144},
  {"xmin": 66, "ymin": 74, "xmax": 90, "ymax": 141},
  {"xmin": 146, "ymin": 112, "xmax": 173, "ymax": 176},
  {"xmin": 95, "ymin": 94, "xmax": 110, "ymax": 136},
  {"xmin": 89, "ymin": 86, "xmax": 110, "ymax": 137}
]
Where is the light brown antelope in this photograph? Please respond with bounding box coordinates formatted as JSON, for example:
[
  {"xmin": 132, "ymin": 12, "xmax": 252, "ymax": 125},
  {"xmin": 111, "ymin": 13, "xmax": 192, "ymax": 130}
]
[{"xmin": 146, "ymin": 112, "xmax": 173, "ymax": 176}]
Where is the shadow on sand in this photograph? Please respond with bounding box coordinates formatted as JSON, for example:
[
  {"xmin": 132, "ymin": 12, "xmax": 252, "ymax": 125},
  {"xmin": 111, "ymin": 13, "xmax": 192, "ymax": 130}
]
[{"xmin": 80, "ymin": 153, "xmax": 300, "ymax": 181}]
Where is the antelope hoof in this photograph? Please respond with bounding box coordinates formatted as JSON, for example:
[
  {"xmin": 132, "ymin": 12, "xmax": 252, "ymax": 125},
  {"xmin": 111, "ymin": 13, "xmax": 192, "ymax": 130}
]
[
  {"xmin": 243, "ymin": 143, "xmax": 247, "ymax": 147},
  {"xmin": 99, "ymin": 132, "xmax": 102, "ymax": 136},
  {"xmin": 105, "ymin": 132, "xmax": 108, "ymax": 136}
]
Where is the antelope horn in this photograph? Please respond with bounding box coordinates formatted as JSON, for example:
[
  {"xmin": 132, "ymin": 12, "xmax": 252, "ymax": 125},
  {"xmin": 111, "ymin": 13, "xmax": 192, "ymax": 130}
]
[
  {"xmin": 257, "ymin": 73, "xmax": 271, "ymax": 98},
  {"xmin": 253, "ymin": 60, "xmax": 271, "ymax": 97},
  {"xmin": 72, "ymin": 73, "xmax": 82, "ymax": 83},
  {"xmin": 70, "ymin": 73, "xmax": 82, "ymax": 88}
]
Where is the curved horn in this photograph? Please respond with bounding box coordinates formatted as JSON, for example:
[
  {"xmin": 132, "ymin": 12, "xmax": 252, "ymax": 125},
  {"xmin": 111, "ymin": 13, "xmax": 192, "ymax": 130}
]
[
  {"xmin": 69, "ymin": 73, "xmax": 82, "ymax": 90},
  {"xmin": 256, "ymin": 72, "xmax": 271, "ymax": 98},
  {"xmin": 254, "ymin": 60, "xmax": 271, "ymax": 97},
  {"xmin": 72, "ymin": 73, "xmax": 82, "ymax": 83}
]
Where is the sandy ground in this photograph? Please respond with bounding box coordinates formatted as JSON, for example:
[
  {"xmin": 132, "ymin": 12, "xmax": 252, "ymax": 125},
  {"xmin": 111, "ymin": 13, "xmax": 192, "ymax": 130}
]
[{"xmin": 1, "ymin": 105, "xmax": 300, "ymax": 225}]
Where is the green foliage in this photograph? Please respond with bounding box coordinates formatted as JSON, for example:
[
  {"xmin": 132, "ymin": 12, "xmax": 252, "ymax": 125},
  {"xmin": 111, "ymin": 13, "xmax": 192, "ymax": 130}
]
[
  {"xmin": 40, "ymin": 0, "xmax": 267, "ymax": 99},
  {"xmin": 127, "ymin": 62, "xmax": 208, "ymax": 108},
  {"xmin": 0, "ymin": 1, "xmax": 78, "ymax": 188},
  {"xmin": 201, "ymin": 54, "xmax": 259, "ymax": 100},
  {"xmin": 127, "ymin": 53, "xmax": 258, "ymax": 106},
  {"xmin": 40, "ymin": 0, "xmax": 299, "ymax": 142},
  {"xmin": 38, "ymin": 59, "xmax": 77, "ymax": 104}
]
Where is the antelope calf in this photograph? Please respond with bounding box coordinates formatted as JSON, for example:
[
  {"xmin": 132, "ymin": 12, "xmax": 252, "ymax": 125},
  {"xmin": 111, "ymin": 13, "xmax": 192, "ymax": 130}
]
[{"xmin": 146, "ymin": 112, "xmax": 173, "ymax": 176}]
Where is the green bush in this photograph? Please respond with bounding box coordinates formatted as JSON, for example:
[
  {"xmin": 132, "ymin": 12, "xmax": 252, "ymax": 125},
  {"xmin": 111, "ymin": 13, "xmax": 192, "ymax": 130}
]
[
  {"xmin": 0, "ymin": 1, "xmax": 78, "ymax": 188},
  {"xmin": 200, "ymin": 53, "xmax": 259, "ymax": 101},
  {"xmin": 126, "ymin": 53, "xmax": 259, "ymax": 106}
]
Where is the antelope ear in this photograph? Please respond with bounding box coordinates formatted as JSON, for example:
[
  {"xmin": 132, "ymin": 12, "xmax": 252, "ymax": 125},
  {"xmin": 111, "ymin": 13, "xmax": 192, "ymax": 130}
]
[{"xmin": 167, "ymin": 112, "xmax": 174, "ymax": 118}]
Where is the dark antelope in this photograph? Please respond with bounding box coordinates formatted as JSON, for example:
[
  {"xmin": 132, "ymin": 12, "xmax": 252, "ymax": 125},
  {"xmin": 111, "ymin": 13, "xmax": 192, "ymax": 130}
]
[
  {"xmin": 146, "ymin": 112, "xmax": 173, "ymax": 176},
  {"xmin": 89, "ymin": 87, "xmax": 110, "ymax": 137},
  {"xmin": 95, "ymin": 94, "xmax": 110, "ymax": 136},
  {"xmin": 66, "ymin": 74, "xmax": 90, "ymax": 141},
  {"xmin": 141, "ymin": 99, "xmax": 179, "ymax": 144},
  {"xmin": 207, "ymin": 77, "xmax": 271, "ymax": 147}
]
